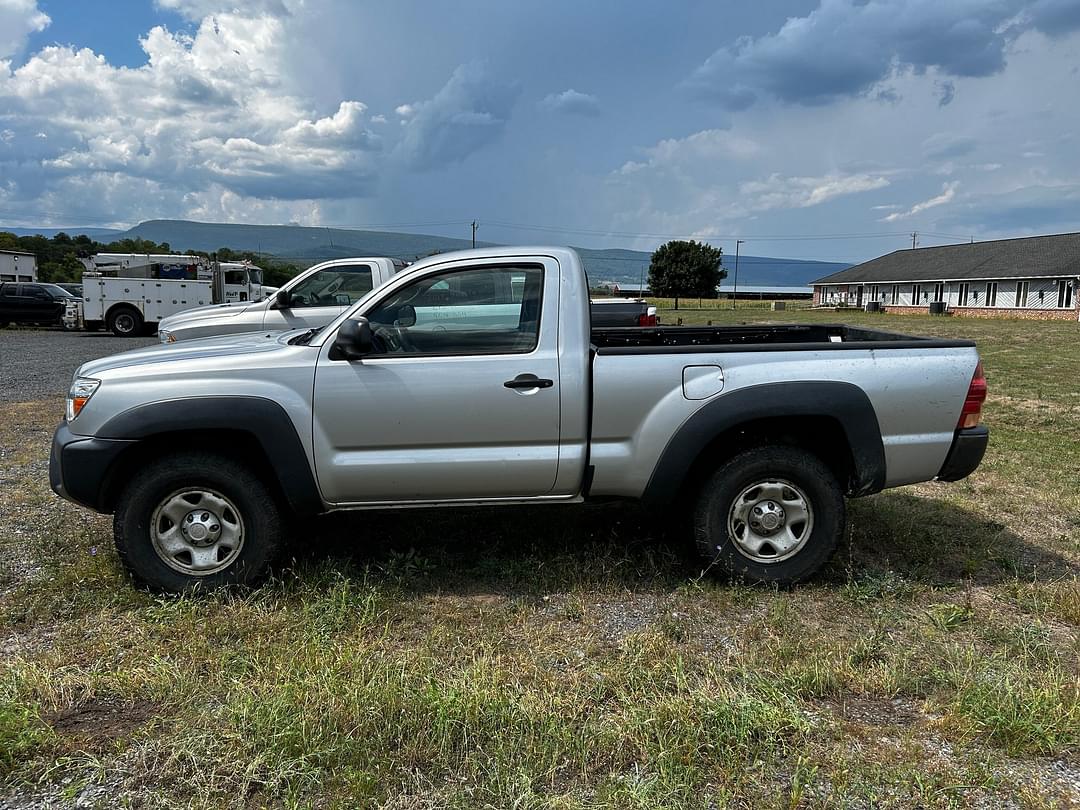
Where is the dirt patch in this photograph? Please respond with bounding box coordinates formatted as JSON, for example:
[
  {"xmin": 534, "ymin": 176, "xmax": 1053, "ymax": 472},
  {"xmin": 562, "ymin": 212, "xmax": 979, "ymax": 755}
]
[
  {"xmin": 820, "ymin": 695, "xmax": 924, "ymax": 727},
  {"xmin": 45, "ymin": 698, "xmax": 155, "ymax": 752}
]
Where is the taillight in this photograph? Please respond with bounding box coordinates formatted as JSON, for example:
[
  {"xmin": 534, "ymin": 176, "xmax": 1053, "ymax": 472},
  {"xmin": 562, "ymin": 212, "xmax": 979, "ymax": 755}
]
[
  {"xmin": 637, "ymin": 313, "xmax": 658, "ymax": 327},
  {"xmin": 958, "ymin": 361, "xmax": 987, "ymax": 429}
]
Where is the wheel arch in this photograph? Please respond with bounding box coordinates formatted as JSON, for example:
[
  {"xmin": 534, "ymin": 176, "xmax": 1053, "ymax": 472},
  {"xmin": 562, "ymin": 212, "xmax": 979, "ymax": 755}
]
[
  {"xmin": 95, "ymin": 396, "xmax": 324, "ymax": 515},
  {"xmin": 105, "ymin": 301, "xmax": 143, "ymax": 320},
  {"xmin": 641, "ymin": 381, "xmax": 886, "ymax": 508}
]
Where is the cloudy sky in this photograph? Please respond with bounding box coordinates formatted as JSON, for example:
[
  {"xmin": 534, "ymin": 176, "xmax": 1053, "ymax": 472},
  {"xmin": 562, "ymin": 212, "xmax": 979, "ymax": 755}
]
[{"xmin": 1, "ymin": 0, "xmax": 1078, "ymax": 261}]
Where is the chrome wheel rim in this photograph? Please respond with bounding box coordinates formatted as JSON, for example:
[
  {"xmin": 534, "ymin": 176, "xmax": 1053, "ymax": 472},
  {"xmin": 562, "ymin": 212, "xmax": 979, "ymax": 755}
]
[
  {"xmin": 150, "ymin": 488, "xmax": 245, "ymax": 576},
  {"xmin": 727, "ymin": 478, "xmax": 813, "ymax": 563}
]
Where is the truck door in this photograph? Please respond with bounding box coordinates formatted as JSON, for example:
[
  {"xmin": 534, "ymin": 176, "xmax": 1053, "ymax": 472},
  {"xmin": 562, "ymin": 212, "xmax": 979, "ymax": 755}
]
[
  {"xmin": 311, "ymin": 258, "xmax": 561, "ymax": 503},
  {"xmin": 266, "ymin": 263, "xmax": 374, "ymax": 333}
]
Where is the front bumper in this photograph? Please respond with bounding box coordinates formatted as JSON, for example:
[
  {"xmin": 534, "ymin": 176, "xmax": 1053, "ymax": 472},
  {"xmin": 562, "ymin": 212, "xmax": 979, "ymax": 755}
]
[
  {"xmin": 50, "ymin": 422, "xmax": 136, "ymax": 513},
  {"xmin": 936, "ymin": 426, "xmax": 989, "ymax": 482}
]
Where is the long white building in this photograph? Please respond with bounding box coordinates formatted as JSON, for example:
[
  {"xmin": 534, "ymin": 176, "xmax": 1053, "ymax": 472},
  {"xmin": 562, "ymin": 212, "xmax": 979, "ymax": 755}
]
[{"xmin": 812, "ymin": 233, "xmax": 1079, "ymax": 320}]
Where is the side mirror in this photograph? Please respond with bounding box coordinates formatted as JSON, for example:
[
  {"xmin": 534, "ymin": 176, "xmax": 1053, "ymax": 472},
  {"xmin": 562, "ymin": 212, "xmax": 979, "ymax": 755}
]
[
  {"xmin": 396, "ymin": 304, "xmax": 416, "ymax": 328},
  {"xmin": 274, "ymin": 288, "xmax": 292, "ymax": 309},
  {"xmin": 331, "ymin": 317, "xmax": 373, "ymax": 361}
]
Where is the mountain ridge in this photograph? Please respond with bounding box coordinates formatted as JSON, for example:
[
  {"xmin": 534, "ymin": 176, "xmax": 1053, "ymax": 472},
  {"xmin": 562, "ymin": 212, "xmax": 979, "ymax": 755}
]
[{"xmin": 3, "ymin": 219, "xmax": 850, "ymax": 286}]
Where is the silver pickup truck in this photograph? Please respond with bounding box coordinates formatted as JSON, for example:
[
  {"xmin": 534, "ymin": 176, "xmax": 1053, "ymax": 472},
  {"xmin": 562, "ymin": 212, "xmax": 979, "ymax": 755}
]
[
  {"xmin": 156, "ymin": 257, "xmax": 407, "ymax": 343},
  {"xmin": 50, "ymin": 246, "xmax": 988, "ymax": 593}
]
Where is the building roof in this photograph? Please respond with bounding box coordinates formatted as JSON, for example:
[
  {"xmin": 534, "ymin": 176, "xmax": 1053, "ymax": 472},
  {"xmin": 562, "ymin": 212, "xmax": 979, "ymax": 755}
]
[
  {"xmin": 717, "ymin": 284, "xmax": 813, "ymax": 294},
  {"xmin": 812, "ymin": 232, "xmax": 1080, "ymax": 285},
  {"xmin": 0, "ymin": 249, "xmax": 36, "ymax": 257}
]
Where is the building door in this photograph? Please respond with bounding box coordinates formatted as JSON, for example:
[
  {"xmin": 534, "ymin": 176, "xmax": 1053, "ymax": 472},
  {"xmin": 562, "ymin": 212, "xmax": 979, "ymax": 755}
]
[
  {"xmin": 934, "ymin": 283, "xmax": 944, "ymax": 302},
  {"xmin": 1058, "ymin": 279, "xmax": 1074, "ymax": 309},
  {"xmin": 958, "ymin": 283, "xmax": 969, "ymax": 306},
  {"xmin": 856, "ymin": 286, "xmax": 863, "ymax": 307},
  {"xmin": 986, "ymin": 282, "xmax": 998, "ymax": 307}
]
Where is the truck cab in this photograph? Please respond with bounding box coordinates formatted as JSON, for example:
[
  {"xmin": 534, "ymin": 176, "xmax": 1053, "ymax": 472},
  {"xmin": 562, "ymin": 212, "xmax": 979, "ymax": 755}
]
[{"xmin": 158, "ymin": 257, "xmax": 407, "ymax": 343}]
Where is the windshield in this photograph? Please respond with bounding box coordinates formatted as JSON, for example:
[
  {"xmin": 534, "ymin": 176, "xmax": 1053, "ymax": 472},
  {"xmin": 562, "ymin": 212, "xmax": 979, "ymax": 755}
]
[
  {"xmin": 43, "ymin": 284, "xmax": 76, "ymax": 298},
  {"xmin": 288, "ymin": 264, "xmax": 374, "ymax": 308}
]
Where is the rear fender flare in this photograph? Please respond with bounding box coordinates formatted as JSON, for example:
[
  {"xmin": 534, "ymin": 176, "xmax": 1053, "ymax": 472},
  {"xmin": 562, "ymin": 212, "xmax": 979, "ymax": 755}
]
[{"xmin": 641, "ymin": 381, "xmax": 886, "ymax": 507}]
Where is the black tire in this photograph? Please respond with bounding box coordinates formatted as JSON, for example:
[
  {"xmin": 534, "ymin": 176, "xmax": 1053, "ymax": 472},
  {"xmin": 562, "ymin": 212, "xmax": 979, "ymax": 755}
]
[
  {"xmin": 114, "ymin": 452, "xmax": 284, "ymax": 593},
  {"xmin": 692, "ymin": 446, "xmax": 844, "ymax": 585},
  {"xmin": 108, "ymin": 306, "xmax": 143, "ymax": 337}
]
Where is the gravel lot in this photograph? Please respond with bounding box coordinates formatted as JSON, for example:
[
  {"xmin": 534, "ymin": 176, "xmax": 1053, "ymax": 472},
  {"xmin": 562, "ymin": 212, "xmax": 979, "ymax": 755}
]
[{"xmin": 0, "ymin": 328, "xmax": 157, "ymax": 402}]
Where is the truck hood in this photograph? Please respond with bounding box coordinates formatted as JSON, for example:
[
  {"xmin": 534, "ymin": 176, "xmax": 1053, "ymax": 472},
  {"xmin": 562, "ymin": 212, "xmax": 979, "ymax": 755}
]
[
  {"xmin": 77, "ymin": 329, "xmax": 297, "ymax": 378},
  {"xmin": 158, "ymin": 299, "xmax": 260, "ymax": 328}
]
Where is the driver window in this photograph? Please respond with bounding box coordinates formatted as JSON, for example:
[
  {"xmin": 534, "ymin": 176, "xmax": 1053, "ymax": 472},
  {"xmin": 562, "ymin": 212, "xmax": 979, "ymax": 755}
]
[
  {"xmin": 366, "ymin": 265, "xmax": 543, "ymax": 355},
  {"xmin": 289, "ymin": 264, "xmax": 374, "ymax": 308}
]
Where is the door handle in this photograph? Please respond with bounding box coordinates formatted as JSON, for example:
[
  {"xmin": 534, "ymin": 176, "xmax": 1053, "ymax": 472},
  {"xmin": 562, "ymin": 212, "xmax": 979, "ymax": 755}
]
[{"xmin": 504, "ymin": 374, "xmax": 554, "ymax": 390}]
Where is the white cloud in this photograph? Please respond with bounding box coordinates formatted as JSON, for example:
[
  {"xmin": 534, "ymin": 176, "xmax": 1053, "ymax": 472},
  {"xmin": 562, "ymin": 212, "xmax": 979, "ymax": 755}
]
[
  {"xmin": 740, "ymin": 172, "xmax": 890, "ymax": 211},
  {"xmin": 539, "ymin": 89, "xmax": 599, "ymax": 116},
  {"xmin": 154, "ymin": 0, "xmax": 290, "ymax": 21},
  {"xmin": 687, "ymin": 0, "xmax": 1080, "ymax": 110},
  {"xmin": 619, "ymin": 129, "xmax": 761, "ymax": 176},
  {"xmin": 0, "ymin": 8, "xmax": 381, "ymax": 224},
  {"xmin": 393, "ymin": 63, "xmax": 519, "ymax": 171},
  {"xmin": 881, "ymin": 181, "xmax": 959, "ymax": 221},
  {"xmin": 0, "ymin": 0, "xmax": 50, "ymax": 61}
]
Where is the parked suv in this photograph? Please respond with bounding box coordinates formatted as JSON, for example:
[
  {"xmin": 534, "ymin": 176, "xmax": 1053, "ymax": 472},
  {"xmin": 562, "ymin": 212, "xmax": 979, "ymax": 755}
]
[{"xmin": 0, "ymin": 282, "xmax": 78, "ymax": 329}]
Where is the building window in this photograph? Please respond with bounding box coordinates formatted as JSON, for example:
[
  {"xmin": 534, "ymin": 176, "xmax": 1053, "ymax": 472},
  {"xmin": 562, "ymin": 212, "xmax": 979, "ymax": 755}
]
[
  {"xmin": 985, "ymin": 282, "xmax": 998, "ymax": 307},
  {"xmin": 934, "ymin": 283, "xmax": 944, "ymax": 302},
  {"xmin": 1059, "ymin": 279, "xmax": 1074, "ymax": 309},
  {"xmin": 891, "ymin": 285, "xmax": 899, "ymax": 304},
  {"xmin": 958, "ymin": 282, "xmax": 969, "ymax": 306},
  {"xmin": 1016, "ymin": 281, "xmax": 1028, "ymax": 307},
  {"xmin": 911, "ymin": 284, "xmax": 920, "ymax": 304}
]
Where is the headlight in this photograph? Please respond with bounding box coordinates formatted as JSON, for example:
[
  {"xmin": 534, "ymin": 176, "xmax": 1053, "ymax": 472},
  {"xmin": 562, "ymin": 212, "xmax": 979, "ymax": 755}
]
[
  {"xmin": 159, "ymin": 329, "xmax": 176, "ymax": 344},
  {"xmin": 66, "ymin": 377, "xmax": 100, "ymax": 422}
]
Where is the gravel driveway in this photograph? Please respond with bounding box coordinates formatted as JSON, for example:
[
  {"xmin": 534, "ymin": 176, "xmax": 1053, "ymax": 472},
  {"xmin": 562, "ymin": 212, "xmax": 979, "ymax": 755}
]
[{"xmin": 0, "ymin": 328, "xmax": 158, "ymax": 402}]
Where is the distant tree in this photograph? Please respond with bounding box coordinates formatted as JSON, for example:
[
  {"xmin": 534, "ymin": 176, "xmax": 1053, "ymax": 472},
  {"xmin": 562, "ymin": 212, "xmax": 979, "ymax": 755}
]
[{"xmin": 647, "ymin": 240, "xmax": 725, "ymax": 309}]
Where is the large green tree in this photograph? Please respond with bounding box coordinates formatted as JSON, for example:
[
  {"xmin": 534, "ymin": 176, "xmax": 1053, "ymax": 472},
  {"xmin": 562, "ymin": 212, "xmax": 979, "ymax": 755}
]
[{"xmin": 647, "ymin": 240, "xmax": 725, "ymax": 308}]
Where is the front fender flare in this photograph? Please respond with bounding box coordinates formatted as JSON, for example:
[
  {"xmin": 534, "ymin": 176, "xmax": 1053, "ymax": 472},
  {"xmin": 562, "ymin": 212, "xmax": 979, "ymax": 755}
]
[{"xmin": 97, "ymin": 396, "xmax": 324, "ymax": 515}]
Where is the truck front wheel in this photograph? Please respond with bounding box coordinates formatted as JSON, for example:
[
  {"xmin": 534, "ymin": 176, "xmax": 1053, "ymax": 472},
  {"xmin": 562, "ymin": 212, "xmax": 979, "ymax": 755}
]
[
  {"xmin": 693, "ymin": 446, "xmax": 844, "ymax": 584},
  {"xmin": 113, "ymin": 452, "xmax": 284, "ymax": 592},
  {"xmin": 108, "ymin": 306, "xmax": 143, "ymax": 337}
]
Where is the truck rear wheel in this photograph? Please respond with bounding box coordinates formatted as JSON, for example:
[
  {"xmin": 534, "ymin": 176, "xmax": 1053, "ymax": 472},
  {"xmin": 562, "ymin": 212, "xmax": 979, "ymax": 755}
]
[
  {"xmin": 113, "ymin": 452, "xmax": 284, "ymax": 593},
  {"xmin": 693, "ymin": 446, "xmax": 844, "ymax": 584},
  {"xmin": 108, "ymin": 306, "xmax": 143, "ymax": 337}
]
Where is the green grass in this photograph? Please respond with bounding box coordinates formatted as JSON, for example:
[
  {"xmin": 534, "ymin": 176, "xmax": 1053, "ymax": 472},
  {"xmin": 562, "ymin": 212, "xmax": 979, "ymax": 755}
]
[{"xmin": 1, "ymin": 310, "xmax": 1078, "ymax": 807}]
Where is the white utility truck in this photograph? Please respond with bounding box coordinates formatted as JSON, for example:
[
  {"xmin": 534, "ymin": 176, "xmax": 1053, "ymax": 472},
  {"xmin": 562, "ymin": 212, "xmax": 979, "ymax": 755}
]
[{"xmin": 76, "ymin": 254, "xmax": 269, "ymax": 336}]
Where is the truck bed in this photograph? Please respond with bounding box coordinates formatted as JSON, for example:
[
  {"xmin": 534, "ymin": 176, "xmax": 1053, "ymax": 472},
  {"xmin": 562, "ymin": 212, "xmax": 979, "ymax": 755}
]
[{"xmin": 591, "ymin": 323, "xmax": 975, "ymax": 353}]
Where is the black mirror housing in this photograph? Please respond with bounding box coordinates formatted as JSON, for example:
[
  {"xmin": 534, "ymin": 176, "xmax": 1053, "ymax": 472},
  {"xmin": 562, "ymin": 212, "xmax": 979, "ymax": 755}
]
[
  {"xmin": 274, "ymin": 288, "xmax": 292, "ymax": 309},
  {"xmin": 331, "ymin": 317, "xmax": 373, "ymax": 361},
  {"xmin": 396, "ymin": 303, "xmax": 416, "ymax": 328}
]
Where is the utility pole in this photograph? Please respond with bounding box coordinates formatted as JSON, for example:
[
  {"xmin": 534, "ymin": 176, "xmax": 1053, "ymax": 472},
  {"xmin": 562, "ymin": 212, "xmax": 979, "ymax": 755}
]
[
  {"xmin": 471, "ymin": 221, "xmax": 479, "ymax": 248},
  {"xmin": 638, "ymin": 263, "xmax": 645, "ymax": 296},
  {"xmin": 911, "ymin": 231, "xmax": 918, "ymax": 250},
  {"xmin": 731, "ymin": 239, "xmax": 744, "ymax": 310}
]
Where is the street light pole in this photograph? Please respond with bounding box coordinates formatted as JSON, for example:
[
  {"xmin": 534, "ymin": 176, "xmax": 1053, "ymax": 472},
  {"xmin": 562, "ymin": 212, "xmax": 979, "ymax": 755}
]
[{"xmin": 732, "ymin": 239, "xmax": 744, "ymax": 310}]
